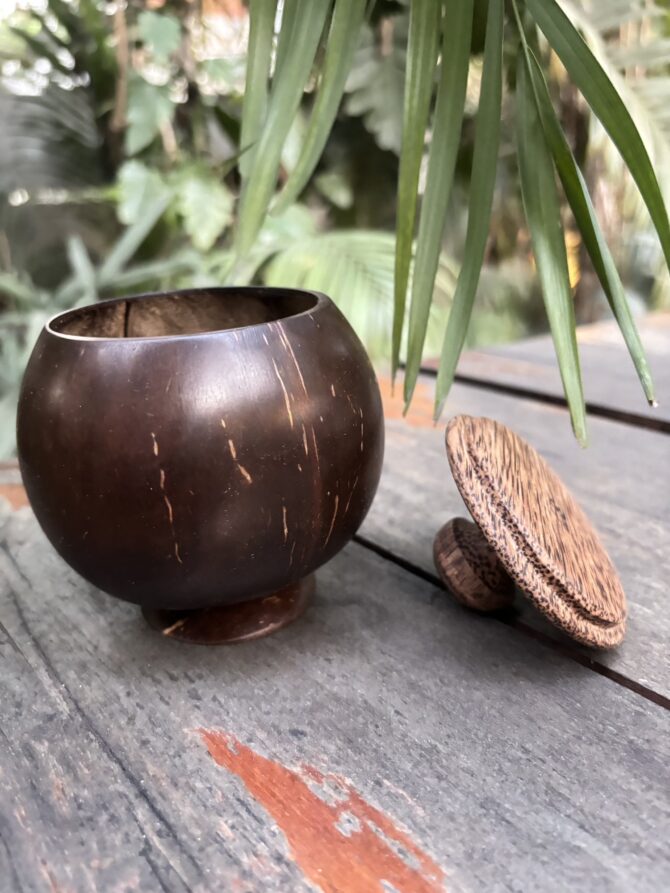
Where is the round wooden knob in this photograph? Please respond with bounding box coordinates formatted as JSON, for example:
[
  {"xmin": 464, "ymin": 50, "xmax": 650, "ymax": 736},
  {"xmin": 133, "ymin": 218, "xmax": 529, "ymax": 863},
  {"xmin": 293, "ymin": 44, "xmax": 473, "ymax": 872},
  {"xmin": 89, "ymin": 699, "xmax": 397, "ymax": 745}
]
[{"xmin": 433, "ymin": 518, "xmax": 515, "ymax": 612}]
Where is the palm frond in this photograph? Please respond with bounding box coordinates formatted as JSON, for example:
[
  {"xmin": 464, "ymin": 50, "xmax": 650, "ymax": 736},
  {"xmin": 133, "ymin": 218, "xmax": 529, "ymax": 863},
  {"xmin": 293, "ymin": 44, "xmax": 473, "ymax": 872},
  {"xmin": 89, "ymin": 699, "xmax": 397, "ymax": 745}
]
[
  {"xmin": 0, "ymin": 82, "xmax": 107, "ymax": 286},
  {"xmin": 263, "ymin": 230, "xmax": 456, "ymax": 362}
]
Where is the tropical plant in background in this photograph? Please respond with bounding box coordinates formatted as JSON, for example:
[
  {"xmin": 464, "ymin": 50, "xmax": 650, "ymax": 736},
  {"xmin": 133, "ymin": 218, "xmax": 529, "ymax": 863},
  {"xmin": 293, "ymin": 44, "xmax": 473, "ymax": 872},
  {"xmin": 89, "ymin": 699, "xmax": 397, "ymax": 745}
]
[
  {"xmin": 236, "ymin": 0, "xmax": 670, "ymax": 444},
  {"xmin": 0, "ymin": 0, "xmax": 464, "ymax": 453},
  {"xmin": 1, "ymin": 0, "xmax": 670, "ymax": 455}
]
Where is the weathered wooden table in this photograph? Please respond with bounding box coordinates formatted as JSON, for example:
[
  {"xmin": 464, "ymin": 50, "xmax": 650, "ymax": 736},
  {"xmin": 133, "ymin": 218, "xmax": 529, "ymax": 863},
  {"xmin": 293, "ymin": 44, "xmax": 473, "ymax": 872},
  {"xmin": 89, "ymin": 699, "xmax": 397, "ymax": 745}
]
[{"xmin": 1, "ymin": 314, "xmax": 668, "ymax": 892}]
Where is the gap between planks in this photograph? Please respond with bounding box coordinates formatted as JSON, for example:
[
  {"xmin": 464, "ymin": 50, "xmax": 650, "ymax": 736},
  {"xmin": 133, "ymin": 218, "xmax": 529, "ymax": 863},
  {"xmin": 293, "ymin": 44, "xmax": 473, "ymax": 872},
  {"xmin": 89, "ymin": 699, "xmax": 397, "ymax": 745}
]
[
  {"xmin": 415, "ymin": 367, "xmax": 670, "ymax": 435},
  {"xmin": 1, "ymin": 478, "xmax": 666, "ymax": 711},
  {"xmin": 3, "ymin": 450, "xmax": 667, "ymax": 709},
  {"xmin": 353, "ymin": 533, "xmax": 670, "ymax": 712}
]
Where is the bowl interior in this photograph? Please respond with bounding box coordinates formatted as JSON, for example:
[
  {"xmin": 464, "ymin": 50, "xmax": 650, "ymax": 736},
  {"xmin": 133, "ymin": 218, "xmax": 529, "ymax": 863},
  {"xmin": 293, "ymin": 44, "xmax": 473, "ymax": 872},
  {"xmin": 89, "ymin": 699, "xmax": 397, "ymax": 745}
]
[{"xmin": 50, "ymin": 289, "xmax": 318, "ymax": 339}]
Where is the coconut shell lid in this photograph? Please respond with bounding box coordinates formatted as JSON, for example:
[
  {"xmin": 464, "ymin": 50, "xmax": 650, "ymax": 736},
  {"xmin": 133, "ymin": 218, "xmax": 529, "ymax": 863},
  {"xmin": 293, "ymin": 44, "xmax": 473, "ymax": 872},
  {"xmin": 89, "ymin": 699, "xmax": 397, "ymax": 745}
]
[{"xmin": 445, "ymin": 415, "xmax": 626, "ymax": 648}]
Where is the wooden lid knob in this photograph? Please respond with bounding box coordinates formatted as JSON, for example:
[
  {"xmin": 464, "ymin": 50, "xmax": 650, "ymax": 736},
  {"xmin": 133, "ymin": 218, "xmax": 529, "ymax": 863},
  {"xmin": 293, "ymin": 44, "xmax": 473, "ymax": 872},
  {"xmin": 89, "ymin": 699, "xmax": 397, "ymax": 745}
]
[{"xmin": 434, "ymin": 518, "xmax": 515, "ymax": 612}]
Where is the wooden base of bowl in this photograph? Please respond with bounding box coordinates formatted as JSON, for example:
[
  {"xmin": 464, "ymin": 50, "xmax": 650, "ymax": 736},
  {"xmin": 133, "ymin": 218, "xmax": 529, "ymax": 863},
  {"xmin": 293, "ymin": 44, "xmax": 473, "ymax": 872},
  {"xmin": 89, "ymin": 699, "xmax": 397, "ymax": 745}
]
[{"xmin": 141, "ymin": 576, "xmax": 314, "ymax": 645}]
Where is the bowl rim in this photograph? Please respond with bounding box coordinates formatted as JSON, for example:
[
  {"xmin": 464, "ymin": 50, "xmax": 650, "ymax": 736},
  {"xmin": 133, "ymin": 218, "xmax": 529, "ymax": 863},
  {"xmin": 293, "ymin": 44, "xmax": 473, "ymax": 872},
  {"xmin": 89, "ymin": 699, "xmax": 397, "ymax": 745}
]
[{"xmin": 45, "ymin": 286, "xmax": 329, "ymax": 343}]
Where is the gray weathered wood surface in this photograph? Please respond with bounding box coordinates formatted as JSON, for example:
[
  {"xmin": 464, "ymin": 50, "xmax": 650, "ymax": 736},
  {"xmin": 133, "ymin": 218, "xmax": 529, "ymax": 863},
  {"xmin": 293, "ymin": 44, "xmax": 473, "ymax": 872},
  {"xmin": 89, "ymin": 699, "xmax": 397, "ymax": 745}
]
[
  {"xmin": 362, "ymin": 376, "xmax": 670, "ymax": 699},
  {"xmin": 1, "ymin": 503, "xmax": 669, "ymax": 892},
  {"xmin": 1, "ymin": 314, "xmax": 669, "ymax": 892},
  {"xmin": 452, "ymin": 311, "xmax": 670, "ymax": 427}
]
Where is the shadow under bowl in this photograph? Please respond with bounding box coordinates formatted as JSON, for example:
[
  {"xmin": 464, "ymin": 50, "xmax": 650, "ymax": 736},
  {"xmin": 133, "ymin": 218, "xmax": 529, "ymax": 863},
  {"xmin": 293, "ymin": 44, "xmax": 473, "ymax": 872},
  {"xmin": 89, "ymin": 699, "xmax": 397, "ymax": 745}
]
[{"xmin": 17, "ymin": 287, "xmax": 384, "ymax": 640}]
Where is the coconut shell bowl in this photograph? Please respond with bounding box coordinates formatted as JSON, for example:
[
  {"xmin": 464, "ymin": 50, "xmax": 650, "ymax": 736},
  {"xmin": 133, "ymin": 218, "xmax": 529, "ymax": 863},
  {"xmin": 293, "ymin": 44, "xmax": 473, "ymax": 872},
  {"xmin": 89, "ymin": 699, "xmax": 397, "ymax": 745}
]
[{"xmin": 17, "ymin": 287, "xmax": 384, "ymax": 644}]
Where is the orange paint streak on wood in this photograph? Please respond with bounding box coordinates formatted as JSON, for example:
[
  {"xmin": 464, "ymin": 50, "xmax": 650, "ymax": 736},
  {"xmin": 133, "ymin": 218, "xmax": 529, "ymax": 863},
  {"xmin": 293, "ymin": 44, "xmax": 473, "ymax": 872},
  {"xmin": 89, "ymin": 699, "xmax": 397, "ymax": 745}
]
[
  {"xmin": 377, "ymin": 375, "xmax": 435, "ymax": 429},
  {"xmin": 0, "ymin": 483, "xmax": 29, "ymax": 510},
  {"xmin": 199, "ymin": 729, "xmax": 446, "ymax": 893}
]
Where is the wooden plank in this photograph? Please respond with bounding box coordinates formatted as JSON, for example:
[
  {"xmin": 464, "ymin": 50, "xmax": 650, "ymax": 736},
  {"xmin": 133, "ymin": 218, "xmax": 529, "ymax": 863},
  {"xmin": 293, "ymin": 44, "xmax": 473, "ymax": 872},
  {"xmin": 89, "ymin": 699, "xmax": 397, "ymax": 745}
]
[
  {"xmin": 363, "ymin": 375, "xmax": 670, "ymax": 699},
  {"xmin": 452, "ymin": 312, "xmax": 670, "ymax": 428},
  {"xmin": 0, "ymin": 502, "xmax": 668, "ymax": 891},
  {"xmin": 0, "ymin": 467, "xmax": 28, "ymax": 513}
]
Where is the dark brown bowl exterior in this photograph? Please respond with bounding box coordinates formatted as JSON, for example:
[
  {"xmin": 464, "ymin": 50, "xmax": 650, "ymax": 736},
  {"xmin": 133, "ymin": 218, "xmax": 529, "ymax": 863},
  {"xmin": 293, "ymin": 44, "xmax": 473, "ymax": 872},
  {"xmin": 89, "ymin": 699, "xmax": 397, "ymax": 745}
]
[{"xmin": 17, "ymin": 288, "xmax": 384, "ymax": 610}]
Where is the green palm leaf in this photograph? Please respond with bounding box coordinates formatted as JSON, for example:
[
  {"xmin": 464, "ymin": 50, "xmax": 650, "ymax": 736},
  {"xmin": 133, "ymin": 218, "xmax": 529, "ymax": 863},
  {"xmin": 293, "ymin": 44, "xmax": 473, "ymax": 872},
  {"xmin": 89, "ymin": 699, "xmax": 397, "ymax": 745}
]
[
  {"xmin": 239, "ymin": 0, "xmax": 276, "ymax": 178},
  {"xmin": 434, "ymin": 0, "xmax": 503, "ymax": 418},
  {"xmin": 235, "ymin": 0, "xmax": 331, "ymax": 256},
  {"xmin": 66, "ymin": 235, "xmax": 97, "ymax": 305},
  {"xmin": 391, "ymin": 0, "xmax": 441, "ymax": 380},
  {"xmin": 525, "ymin": 48, "xmax": 655, "ymax": 405},
  {"xmin": 97, "ymin": 195, "xmax": 171, "ymax": 284},
  {"xmin": 264, "ymin": 230, "xmax": 455, "ymax": 361},
  {"xmin": 403, "ymin": 0, "xmax": 473, "ymax": 407},
  {"xmin": 515, "ymin": 54, "xmax": 587, "ymax": 444},
  {"xmin": 274, "ymin": 0, "xmax": 367, "ymax": 212},
  {"xmin": 273, "ymin": 0, "xmax": 299, "ymax": 81}
]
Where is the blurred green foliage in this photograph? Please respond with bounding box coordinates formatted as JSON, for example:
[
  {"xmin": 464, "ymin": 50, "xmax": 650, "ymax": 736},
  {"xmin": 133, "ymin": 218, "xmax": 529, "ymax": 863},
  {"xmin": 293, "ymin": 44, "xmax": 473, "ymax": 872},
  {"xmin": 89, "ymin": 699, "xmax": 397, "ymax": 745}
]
[{"xmin": 0, "ymin": 0, "xmax": 669, "ymax": 455}]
